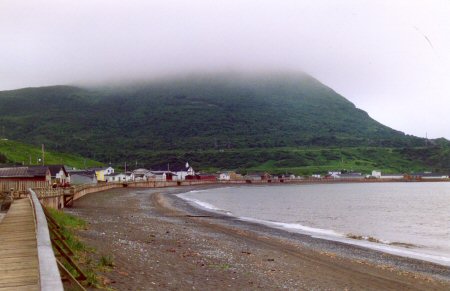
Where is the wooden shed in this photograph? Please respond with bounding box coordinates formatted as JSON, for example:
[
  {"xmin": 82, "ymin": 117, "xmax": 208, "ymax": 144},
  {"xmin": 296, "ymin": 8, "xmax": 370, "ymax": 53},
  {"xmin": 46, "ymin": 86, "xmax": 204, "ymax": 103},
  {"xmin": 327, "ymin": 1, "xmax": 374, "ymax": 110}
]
[{"xmin": 0, "ymin": 166, "xmax": 51, "ymax": 192}]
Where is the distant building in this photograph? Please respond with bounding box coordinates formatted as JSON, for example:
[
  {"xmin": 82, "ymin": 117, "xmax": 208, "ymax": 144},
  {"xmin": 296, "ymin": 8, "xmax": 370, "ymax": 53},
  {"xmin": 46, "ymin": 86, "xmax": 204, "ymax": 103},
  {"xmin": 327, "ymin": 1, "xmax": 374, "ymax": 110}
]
[
  {"xmin": 47, "ymin": 165, "xmax": 70, "ymax": 185},
  {"xmin": 244, "ymin": 174, "xmax": 262, "ymax": 181},
  {"xmin": 219, "ymin": 171, "xmax": 236, "ymax": 181},
  {"xmin": 171, "ymin": 162, "xmax": 195, "ymax": 181},
  {"xmin": 131, "ymin": 168, "xmax": 150, "ymax": 181},
  {"xmin": 152, "ymin": 162, "xmax": 194, "ymax": 181},
  {"xmin": 144, "ymin": 171, "xmax": 156, "ymax": 181},
  {"xmin": 0, "ymin": 166, "xmax": 51, "ymax": 191},
  {"xmin": 288, "ymin": 174, "xmax": 297, "ymax": 179},
  {"xmin": 219, "ymin": 171, "xmax": 243, "ymax": 181},
  {"xmin": 328, "ymin": 171, "xmax": 342, "ymax": 179},
  {"xmin": 219, "ymin": 172, "xmax": 231, "ymax": 181},
  {"xmin": 186, "ymin": 173, "xmax": 217, "ymax": 181},
  {"xmin": 380, "ymin": 173, "xmax": 404, "ymax": 180},
  {"xmin": 150, "ymin": 171, "xmax": 173, "ymax": 181},
  {"xmin": 371, "ymin": 170, "xmax": 382, "ymax": 179},
  {"xmin": 89, "ymin": 167, "xmax": 114, "ymax": 181},
  {"xmin": 244, "ymin": 173, "xmax": 271, "ymax": 181},
  {"xmin": 410, "ymin": 172, "xmax": 449, "ymax": 180},
  {"xmin": 68, "ymin": 170, "xmax": 97, "ymax": 185},
  {"xmin": 337, "ymin": 173, "xmax": 365, "ymax": 179},
  {"xmin": 105, "ymin": 173, "xmax": 131, "ymax": 183}
]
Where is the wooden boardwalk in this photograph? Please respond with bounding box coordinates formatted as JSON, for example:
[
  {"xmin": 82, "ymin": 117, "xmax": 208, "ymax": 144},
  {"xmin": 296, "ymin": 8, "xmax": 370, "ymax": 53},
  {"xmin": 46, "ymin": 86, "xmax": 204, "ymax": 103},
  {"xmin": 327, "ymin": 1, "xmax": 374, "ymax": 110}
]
[{"xmin": 0, "ymin": 198, "xmax": 39, "ymax": 290}]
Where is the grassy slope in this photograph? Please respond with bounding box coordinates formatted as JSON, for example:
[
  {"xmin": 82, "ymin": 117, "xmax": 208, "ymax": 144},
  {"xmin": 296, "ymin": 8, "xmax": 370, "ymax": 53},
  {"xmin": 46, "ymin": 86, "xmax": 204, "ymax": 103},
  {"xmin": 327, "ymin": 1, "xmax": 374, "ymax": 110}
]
[
  {"xmin": 133, "ymin": 146, "xmax": 442, "ymax": 175},
  {"xmin": 244, "ymin": 148, "xmax": 427, "ymax": 175},
  {"xmin": 0, "ymin": 139, "xmax": 103, "ymax": 168}
]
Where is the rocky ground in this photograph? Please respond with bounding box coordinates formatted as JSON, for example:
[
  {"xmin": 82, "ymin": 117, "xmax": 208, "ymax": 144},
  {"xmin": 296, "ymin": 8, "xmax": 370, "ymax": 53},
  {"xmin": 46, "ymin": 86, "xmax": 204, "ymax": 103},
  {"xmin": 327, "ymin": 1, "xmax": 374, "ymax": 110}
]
[{"xmin": 65, "ymin": 186, "xmax": 450, "ymax": 290}]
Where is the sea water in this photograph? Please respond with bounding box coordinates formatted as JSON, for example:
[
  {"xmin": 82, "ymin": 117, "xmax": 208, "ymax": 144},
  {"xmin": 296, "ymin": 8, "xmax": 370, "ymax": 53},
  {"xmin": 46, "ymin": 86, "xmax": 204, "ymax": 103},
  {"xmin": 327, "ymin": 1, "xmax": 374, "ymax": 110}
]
[{"xmin": 178, "ymin": 183, "xmax": 450, "ymax": 266}]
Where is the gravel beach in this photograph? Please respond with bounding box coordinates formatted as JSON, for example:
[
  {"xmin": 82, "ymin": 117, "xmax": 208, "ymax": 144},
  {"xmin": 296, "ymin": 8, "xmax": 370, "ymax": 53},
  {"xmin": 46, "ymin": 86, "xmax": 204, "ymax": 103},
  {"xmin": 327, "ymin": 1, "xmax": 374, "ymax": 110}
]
[{"xmin": 65, "ymin": 186, "xmax": 450, "ymax": 290}]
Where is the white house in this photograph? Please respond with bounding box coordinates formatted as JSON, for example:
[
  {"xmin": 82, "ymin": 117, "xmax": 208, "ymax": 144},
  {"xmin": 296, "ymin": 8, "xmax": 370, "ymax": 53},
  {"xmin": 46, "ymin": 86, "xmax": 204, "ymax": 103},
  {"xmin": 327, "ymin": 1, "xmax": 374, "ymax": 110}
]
[
  {"xmin": 144, "ymin": 171, "xmax": 156, "ymax": 180},
  {"xmin": 48, "ymin": 165, "xmax": 70, "ymax": 184},
  {"xmin": 328, "ymin": 171, "xmax": 341, "ymax": 179},
  {"xmin": 105, "ymin": 173, "xmax": 127, "ymax": 182},
  {"xmin": 371, "ymin": 170, "xmax": 382, "ymax": 179},
  {"xmin": 131, "ymin": 168, "xmax": 150, "ymax": 181},
  {"xmin": 219, "ymin": 172, "xmax": 231, "ymax": 181},
  {"xmin": 150, "ymin": 171, "xmax": 169, "ymax": 181},
  {"xmin": 171, "ymin": 162, "xmax": 195, "ymax": 181}
]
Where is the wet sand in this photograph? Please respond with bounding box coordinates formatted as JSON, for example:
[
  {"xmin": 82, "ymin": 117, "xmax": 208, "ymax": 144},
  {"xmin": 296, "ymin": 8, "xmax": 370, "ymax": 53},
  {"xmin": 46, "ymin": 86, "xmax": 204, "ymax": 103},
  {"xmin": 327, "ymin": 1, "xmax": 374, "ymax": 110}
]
[{"xmin": 65, "ymin": 186, "xmax": 450, "ymax": 290}]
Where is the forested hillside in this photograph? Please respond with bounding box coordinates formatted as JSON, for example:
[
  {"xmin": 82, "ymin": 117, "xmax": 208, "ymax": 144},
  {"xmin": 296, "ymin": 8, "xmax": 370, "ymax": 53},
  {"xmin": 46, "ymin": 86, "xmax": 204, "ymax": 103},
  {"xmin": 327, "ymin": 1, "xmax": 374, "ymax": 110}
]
[{"xmin": 1, "ymin": 72, "xmax": 447, "ymax": 173}]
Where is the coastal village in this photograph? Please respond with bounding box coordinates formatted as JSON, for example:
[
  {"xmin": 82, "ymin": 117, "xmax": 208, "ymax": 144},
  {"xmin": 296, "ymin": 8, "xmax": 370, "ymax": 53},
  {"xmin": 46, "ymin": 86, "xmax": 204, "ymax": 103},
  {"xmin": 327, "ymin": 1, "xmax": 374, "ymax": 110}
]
[{"xmin": 0, "ymin": 160, "xmax": 449, "ymax": 193}]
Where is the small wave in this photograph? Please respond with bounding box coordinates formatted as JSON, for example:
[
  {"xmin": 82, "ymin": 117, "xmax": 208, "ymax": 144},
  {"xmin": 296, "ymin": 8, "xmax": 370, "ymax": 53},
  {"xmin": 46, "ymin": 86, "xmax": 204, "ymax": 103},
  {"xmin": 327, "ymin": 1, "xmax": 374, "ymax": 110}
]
[
  {"xmin": 185, "ymin": 198, "xmax": 222, "ymax": 211},
  {"xmin": 187, "ymin": 190, "xmax": 205, "ymax": 194},
  {"xmin": 239, "ymin": 217, "xmax": 342, "ymax": 237},
  {"xmin": 389, "ymin": 242, "xmax": 419, "ymax": 249},
  {"xmin": 346, "ymin": 233, "xmax": 390, "ymax": 244},
  {"xmin": 177, "ymin": 194, "xmax": 232, "ymax": 215}
]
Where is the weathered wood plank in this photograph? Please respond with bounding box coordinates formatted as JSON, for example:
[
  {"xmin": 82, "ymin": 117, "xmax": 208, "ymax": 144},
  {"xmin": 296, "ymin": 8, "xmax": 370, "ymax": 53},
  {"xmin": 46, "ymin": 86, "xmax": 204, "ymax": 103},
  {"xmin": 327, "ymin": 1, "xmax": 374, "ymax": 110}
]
[
  {"xmin": 0, "ymin": 285, "xmax": 39, "ymax": 291},
  {"xmin": 0, "ymin": 198, "xmax": 39, "ymax": 290}
]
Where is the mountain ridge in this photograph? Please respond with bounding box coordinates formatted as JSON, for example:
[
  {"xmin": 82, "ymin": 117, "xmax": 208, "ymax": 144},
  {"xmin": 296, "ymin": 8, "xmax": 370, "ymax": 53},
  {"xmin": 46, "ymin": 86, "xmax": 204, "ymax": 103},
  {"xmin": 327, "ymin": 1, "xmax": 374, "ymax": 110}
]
[{"xmin": 1, "ymin": 71, "xmax": 447, "ymax": 172}]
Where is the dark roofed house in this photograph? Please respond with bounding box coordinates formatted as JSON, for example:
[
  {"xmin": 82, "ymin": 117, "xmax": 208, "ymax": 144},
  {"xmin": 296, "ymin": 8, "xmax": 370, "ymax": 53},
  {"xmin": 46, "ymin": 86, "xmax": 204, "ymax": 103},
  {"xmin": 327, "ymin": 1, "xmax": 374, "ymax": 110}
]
[
  {"xmin": 47, "ymin": 165, "xmax": 70, "ymax": 185},
  {"xmin": 185, "ymin": 173, "xmax": 217, "ymax": 181},
  {"xmin": 244, "ymin": 172, "xmax": 271, "ymax": 181},
  {"xmin": 0, "ymin": 166, "xmax": 51, "ymax": 191},
  {"xmin": 67, "ymin": 170, "xmax": 97, "ymax": 185},
  {"xmin": 166, "ymin": 162, "xmax": 194, "ymax": 181}
]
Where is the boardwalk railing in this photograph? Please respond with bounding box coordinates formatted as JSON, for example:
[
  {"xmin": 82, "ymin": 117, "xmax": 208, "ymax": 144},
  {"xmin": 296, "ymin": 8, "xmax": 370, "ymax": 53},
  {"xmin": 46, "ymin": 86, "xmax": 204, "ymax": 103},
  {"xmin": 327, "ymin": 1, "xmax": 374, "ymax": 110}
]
[
  {"xmin": 33, "ymin": 188, "xmax": 66, "ymax": 198},
  {"xmin": 29, "ymin": 189, "xmax": 64, "ymax": 291}
]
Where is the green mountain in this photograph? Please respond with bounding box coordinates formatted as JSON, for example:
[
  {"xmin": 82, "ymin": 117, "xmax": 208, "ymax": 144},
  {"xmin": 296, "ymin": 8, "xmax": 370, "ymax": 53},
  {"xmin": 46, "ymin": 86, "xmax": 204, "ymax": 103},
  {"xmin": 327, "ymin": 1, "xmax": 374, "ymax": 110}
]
[
  {"xmin": 0, "ymin": 72, "xmax": 448, "ymax": 173},
  {"xmin": 0, "ymin": 139, "xmax": 103, "ymax": 169}
]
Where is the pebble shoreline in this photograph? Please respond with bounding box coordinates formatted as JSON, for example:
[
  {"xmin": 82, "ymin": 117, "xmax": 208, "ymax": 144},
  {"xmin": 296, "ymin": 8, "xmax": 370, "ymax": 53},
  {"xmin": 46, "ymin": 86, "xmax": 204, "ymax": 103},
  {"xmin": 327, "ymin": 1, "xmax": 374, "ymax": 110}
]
[{"xmin": 66, "ymin": 186, "xmax": 450, "ymax": 290}]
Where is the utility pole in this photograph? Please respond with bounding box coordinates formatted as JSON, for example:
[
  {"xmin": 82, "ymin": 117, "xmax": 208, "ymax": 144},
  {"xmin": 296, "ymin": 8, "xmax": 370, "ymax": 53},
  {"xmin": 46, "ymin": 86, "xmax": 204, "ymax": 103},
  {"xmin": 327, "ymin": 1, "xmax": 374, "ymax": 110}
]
[{"xmin": 41, "ymin": 144, "xmax": 45, "ymax": 165}]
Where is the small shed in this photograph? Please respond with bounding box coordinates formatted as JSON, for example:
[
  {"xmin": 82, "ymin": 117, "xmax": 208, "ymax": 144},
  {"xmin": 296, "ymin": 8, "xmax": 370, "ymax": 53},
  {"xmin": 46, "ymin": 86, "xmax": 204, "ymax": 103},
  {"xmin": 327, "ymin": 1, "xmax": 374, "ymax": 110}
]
[{"xmin": 0, "ymin": 166, "xmax": 51, "ymax": 191}]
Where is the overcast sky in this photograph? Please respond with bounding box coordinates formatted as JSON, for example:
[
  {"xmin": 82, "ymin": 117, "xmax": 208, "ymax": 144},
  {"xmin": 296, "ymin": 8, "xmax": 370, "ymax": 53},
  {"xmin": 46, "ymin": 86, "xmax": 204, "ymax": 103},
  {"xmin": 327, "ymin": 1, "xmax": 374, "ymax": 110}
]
[{"xmin": 1, "ymin": 0, "xmax": 450, "ymax": 138}]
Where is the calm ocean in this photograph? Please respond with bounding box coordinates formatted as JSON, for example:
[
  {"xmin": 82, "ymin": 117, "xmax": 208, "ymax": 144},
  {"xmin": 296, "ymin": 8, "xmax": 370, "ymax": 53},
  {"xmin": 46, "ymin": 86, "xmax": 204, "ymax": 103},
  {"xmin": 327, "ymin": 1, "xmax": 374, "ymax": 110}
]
[{"xmin": 178, "ymin": 183, "xmax": 450, "ymax": 266}]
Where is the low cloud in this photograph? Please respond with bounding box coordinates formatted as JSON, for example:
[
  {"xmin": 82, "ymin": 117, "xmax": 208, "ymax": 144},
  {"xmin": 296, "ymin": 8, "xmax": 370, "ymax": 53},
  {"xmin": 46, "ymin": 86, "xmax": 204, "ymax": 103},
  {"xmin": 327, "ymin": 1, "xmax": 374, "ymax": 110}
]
[{"xmin": 1, "ymin": 0, "xmax": 450, "ymax": 138}]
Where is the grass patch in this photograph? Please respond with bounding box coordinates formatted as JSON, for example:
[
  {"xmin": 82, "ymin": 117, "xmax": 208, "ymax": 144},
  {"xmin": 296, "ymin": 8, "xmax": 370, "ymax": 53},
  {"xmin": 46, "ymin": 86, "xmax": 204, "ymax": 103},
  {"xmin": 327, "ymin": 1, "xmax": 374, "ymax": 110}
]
[
  {"xmin": 99, "ymin": 255, "xmax": 115, "ymax": 268},
  {"xmin": 46, "ymin": 208, "xmax": 113, "ymax": 288},
  {"xmin": 0, "ymin": 139, "xmax": 103, "ymax": 168}
]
